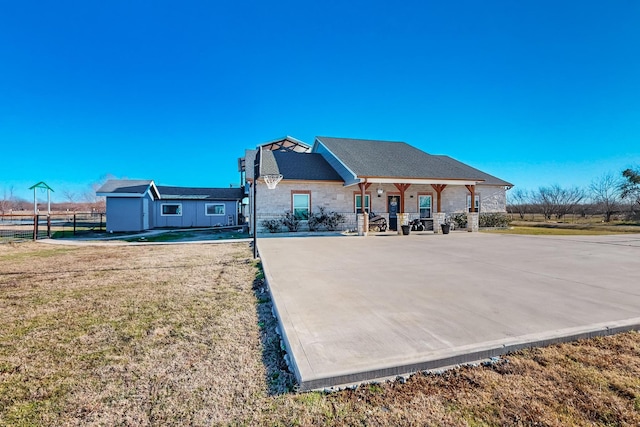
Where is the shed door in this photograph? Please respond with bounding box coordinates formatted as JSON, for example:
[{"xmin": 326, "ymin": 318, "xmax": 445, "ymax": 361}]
[{"xmin": 143, "ymin": 198, "xmax": 149, "ymax": 230}]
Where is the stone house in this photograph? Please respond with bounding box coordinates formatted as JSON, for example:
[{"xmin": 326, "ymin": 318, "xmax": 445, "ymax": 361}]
[{"xmin": 241, "ymin": 136, "xmax": 513, "ymax": 233}]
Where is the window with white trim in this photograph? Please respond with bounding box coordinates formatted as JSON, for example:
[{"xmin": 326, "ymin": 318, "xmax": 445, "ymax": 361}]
[
  {"xmin": 161, "ymin": 203, "xmax": 182, "ymax": 216},
  {"xmin": 419, "ymin": 195, "xmax": 432, "ymax": 218},
  {"xmin": 205, "ymin": 203, "xmax": 225, "ymax": 216},
  {"xmin": 354, "ymin": 194, "xmax": 371, "ymax": 214},
  {"xmin": 292, "ymin": 193, "xmax": 310, "ymax": 220},
  {"xmin": 466, "ymin": 194, "xmax": 480, "ymax": 213}
]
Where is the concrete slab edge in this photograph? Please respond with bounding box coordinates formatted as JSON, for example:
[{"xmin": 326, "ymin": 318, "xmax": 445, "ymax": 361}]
[
  {"xmin": 297, "ymin": 320, "xmax": 640, "ymax": 391},
  {"xmin": 259, "ymin": 256, "xmax": 308, "ymax": 387}
]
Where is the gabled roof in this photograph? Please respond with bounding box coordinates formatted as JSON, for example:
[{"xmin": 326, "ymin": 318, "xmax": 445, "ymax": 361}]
[
  {"xmin": 259, "ymin": 135, "xmax": 311, "ymax": 153},
  {"xmin": 260, "ymin": 150, "xmax": 343, "ymax": 181},
  {"xmin": 96, "ymin": 179, "xmax": 160, "ymax": 198},
  {"xmin": 314, "ymin": 136, "xmax": 512, "ymax": 186},
  {"xmin": 156, "ymin": 186, "xmax": 244, "ymax": 200},
  {"xmin": 433, "ymin": 155, "xmax": 513, "ymax": 187}
]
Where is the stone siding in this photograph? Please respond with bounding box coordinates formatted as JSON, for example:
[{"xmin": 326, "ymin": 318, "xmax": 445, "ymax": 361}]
[{"xmin": 253, "ymin": 181, "xmax": 507, "ymax": 232}]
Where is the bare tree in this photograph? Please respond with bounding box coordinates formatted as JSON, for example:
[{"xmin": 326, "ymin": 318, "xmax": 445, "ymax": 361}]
[
  {"xmin": 507, "ymin": 188, "xmax": 530, "ymax": 219},
  {"xmin": 83, "ymin": 174, "xmax": 116, "ymax": 211},
  {"xmin": 0, "ymin": 186, "xmax": 15, "ymax": 214},
  {"xmin": 532, "ymin": 185, "xmax": 585, "ymax": 220},
  {"xmin": 589, "ymin": 173, "xmax": 622, "ymax": 222}
]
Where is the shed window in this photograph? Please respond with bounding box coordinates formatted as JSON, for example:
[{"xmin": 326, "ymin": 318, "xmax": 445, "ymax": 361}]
[
  {"xmin": 292, "ymin": 193, "xmax": 310, "ymax": 220},
  {"xmin": 205, "ymin": 203, "xmax": 225, "ymax": 216},
  {"xmin": 161, "ymin": 203, "xmax": 182, "ymax": 216}
]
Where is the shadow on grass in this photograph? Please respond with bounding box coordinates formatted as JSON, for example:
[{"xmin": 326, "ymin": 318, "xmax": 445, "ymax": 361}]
[{"xmin": 252, "ymin": 260, "xmax": 298, "ymax": 395}]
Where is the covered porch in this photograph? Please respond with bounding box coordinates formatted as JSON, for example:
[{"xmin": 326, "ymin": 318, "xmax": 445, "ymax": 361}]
[{"xmin": 353, "ymin": 178, "xmax": 483, "ymax": 235}]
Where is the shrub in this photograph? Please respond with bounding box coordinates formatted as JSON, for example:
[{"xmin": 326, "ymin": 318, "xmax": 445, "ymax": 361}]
[
  {"xmin": 479, "ymin": 212, "xmax": 510, "ymax": 228},
  {"xmin": 261, "ymin": 218, "xmax": 281, "ymax": 233},
  {"xmin": 281, "ymin": 211, "xmax": 300, "ymax": 232},
  {"xmin": 325, "ymin": 211, "xmax": 345, "ymax": 231},
  {"xmin": 307, "ymin": 207, "xmax": 346, "ymax": 231},
  {"xmin": 450, "ymin": 213, "xmax": 467, "ymax": 228}
]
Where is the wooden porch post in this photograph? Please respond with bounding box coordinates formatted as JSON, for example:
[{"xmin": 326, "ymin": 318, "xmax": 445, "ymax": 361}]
[
  {"xmin": 394, "ymin": 183, "xmax": 411, "ymax": 213},
  {"xmin": 465, "ymin": 185, "xmax": 476, "ymax": 212},
  {"xmin": 359, "ymin": 182, "xmax": 370, "ymax": 231},
  {"xmin": 431, "ymin": 184, "xmax": 447, "ymax": 213}
]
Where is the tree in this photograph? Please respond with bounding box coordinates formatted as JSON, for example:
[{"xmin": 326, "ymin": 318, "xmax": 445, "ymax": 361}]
[
  {"xmin": 507, "ymin": 188, "xmax": 530, "ymax": 219},
  {"xmin": 0, "ymin": 186, "xmax": 15, "ymax": 214},
  {"xmin": 589, "ymin": 173, "xmax": 622, "ymax": 222},
  {"xmin": 620, "ymin": 167, "xmax": 640, "ymax": 217},
  {"xmin": 532, "ymin": 185, "xmax": 585, "ymax": 220}
]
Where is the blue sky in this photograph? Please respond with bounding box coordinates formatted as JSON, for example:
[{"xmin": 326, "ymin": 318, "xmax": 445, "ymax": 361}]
[{"xmin": 1, "ymin": 1, "xmax": 639, "ymax": 203}]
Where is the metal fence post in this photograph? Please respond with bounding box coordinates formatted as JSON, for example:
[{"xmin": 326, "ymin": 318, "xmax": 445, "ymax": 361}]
[
  {"xmin": 47, "ymin": 215, "xmax": 51, "ymax": 238},
  {"xmin": 73, "ymin": 213, "xmax": 77, "ymax": 235}
]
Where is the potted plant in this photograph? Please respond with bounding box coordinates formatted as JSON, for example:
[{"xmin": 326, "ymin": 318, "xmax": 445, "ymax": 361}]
[
  {"xmin": 441, "ymin": 216, "xmax": 451, "ymax": 234},
  {"xmin": 401, "ymin": 223, "xmax": 411, "ymax": 235}
]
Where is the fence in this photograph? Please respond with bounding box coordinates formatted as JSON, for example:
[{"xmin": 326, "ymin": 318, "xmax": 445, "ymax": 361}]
[{"xmin": 0, "ymin": 212, "xmax": 105, "ymax": 242}]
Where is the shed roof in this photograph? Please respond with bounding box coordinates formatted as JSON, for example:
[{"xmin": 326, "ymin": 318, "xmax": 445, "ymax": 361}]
[
  {"xmin": 96, "ymin": 179, "xmax": 157, "ymax": 196},
  {"xmin": 156, "ymin": 186, "xmax": 244, "ymax": 200}
]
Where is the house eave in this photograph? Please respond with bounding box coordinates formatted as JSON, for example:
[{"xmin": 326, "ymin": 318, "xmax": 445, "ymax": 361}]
[{"xmin": 359, "ymin": 177, "xmax": 487, "ymax": 186}]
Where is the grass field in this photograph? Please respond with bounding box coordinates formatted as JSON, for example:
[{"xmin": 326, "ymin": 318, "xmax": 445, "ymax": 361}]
[{"xmin": 2, "ymin": 242, "xmax": 640, "ymax": 426}]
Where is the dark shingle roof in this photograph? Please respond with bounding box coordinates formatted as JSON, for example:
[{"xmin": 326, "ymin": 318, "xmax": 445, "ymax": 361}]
[
  {"xmin": 260, "ymin": 151, "xmax": 342, "ymax": 181},
  {"xmin": 156, "ymin": 186, "xmax": 244, "ymax": 200},
  {"xmin": 96, "ymin": 179, "xmax": 154, "ymax": 195},
  {"xmin": 433, "ymin": 156, "xmax": 513, "ymax": 186},
  {"xmin": 315, "ymin": 136, "xmax": 512, "ymax": 185}
]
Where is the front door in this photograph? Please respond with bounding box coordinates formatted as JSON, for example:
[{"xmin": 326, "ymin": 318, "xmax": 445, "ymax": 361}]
[{"xmin": 388, "ymin": 196, "xmax": 399, "ymax": 231}]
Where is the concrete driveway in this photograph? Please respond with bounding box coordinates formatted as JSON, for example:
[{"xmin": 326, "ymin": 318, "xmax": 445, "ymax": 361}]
[{"xmin": 258, "ymin": 232, "xmax": 640, "ymax": 391}]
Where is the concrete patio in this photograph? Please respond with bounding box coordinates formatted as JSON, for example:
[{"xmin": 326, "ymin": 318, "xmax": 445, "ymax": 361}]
[{"xmin": 257, "ymin": 232, "xmax": 640, "ymax": 391}]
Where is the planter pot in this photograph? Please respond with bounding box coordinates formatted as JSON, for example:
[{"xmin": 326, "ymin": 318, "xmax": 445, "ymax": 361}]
[
  {"xmin": 401, "ymin": 225, "xmax": 411, "ymax": 235},
  {"xmin": 441, "ymin": 223, "xmax": 451, "ymax": 234}
]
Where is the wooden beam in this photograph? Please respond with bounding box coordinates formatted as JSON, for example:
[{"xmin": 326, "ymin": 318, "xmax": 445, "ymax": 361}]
[
  {"xmin": 465, "ymin": 185, "xmax": 476, "ymax": 212},
  {"xmin": 394, "ymin": 183, "xmax": 411, "ymax": 213},
  {"xmin": 431, "ymin": 184, "xmax": 447, "ymax": 213}
]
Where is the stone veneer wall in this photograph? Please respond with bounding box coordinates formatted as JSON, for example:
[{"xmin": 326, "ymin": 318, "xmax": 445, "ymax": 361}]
[{"xmin": 254, "ymin": 181, "xmax": 507, "ymax": 232}]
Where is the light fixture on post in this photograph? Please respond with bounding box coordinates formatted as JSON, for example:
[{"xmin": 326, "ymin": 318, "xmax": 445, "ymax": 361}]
[{"xmin": 253, "ymin": 147, "xmax": 283, "ymax": 259}]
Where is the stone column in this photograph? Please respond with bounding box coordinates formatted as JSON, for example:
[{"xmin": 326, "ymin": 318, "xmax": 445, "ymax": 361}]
[
  {"xmin": 433, "ymin": 212, "xmax": 446, "ymax": 235},
  {"xmin": 397, "ymin": 213, "xmax": 406, "ymax": 235},
  {"xmin": 468, "ymin": 212, "xmax": 479, "ymax": 232},
  {"xmin": 357, "ymin": 213, "xmax": 366, "ymax": 236}
]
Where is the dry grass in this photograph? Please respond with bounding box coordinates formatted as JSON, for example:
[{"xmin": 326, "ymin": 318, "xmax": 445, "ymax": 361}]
[{"xmin": 2, "ymin": 242, "xmax": 640, "ymax": 426}]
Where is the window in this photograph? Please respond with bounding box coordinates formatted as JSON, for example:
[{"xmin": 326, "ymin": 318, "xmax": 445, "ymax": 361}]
[
  {"xmin": 205, "ymin": 203, "xmax": 225, "ymax": 216},
  {"xmin": 467, "ymin": 195, "xmax": 480, "ymax": 212},
  {"xmin": 354, "ymin": 194, "xmax": 371, "ymax": 214},
  {"xmin": 161, "ymin": 203, "xmax": 182, "ymax": 216},
  {"xmin": 292, "ymin": 193, "xmax": 310, "ymax": 220},
  {"xmin": 419, "ymin": 195, "xmax": 432, "ymax": 218}
]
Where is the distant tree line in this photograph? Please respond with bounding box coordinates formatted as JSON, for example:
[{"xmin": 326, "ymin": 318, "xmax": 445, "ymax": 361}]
[{"xmin": 508, "ymin": 167, "xmax": 640, "ymax": 222}]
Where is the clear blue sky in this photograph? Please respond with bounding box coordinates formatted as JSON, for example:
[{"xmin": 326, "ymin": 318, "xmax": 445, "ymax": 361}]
[{"xmin": 1, "ymin": 1, "xmax": 639, "ymax": 203}]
